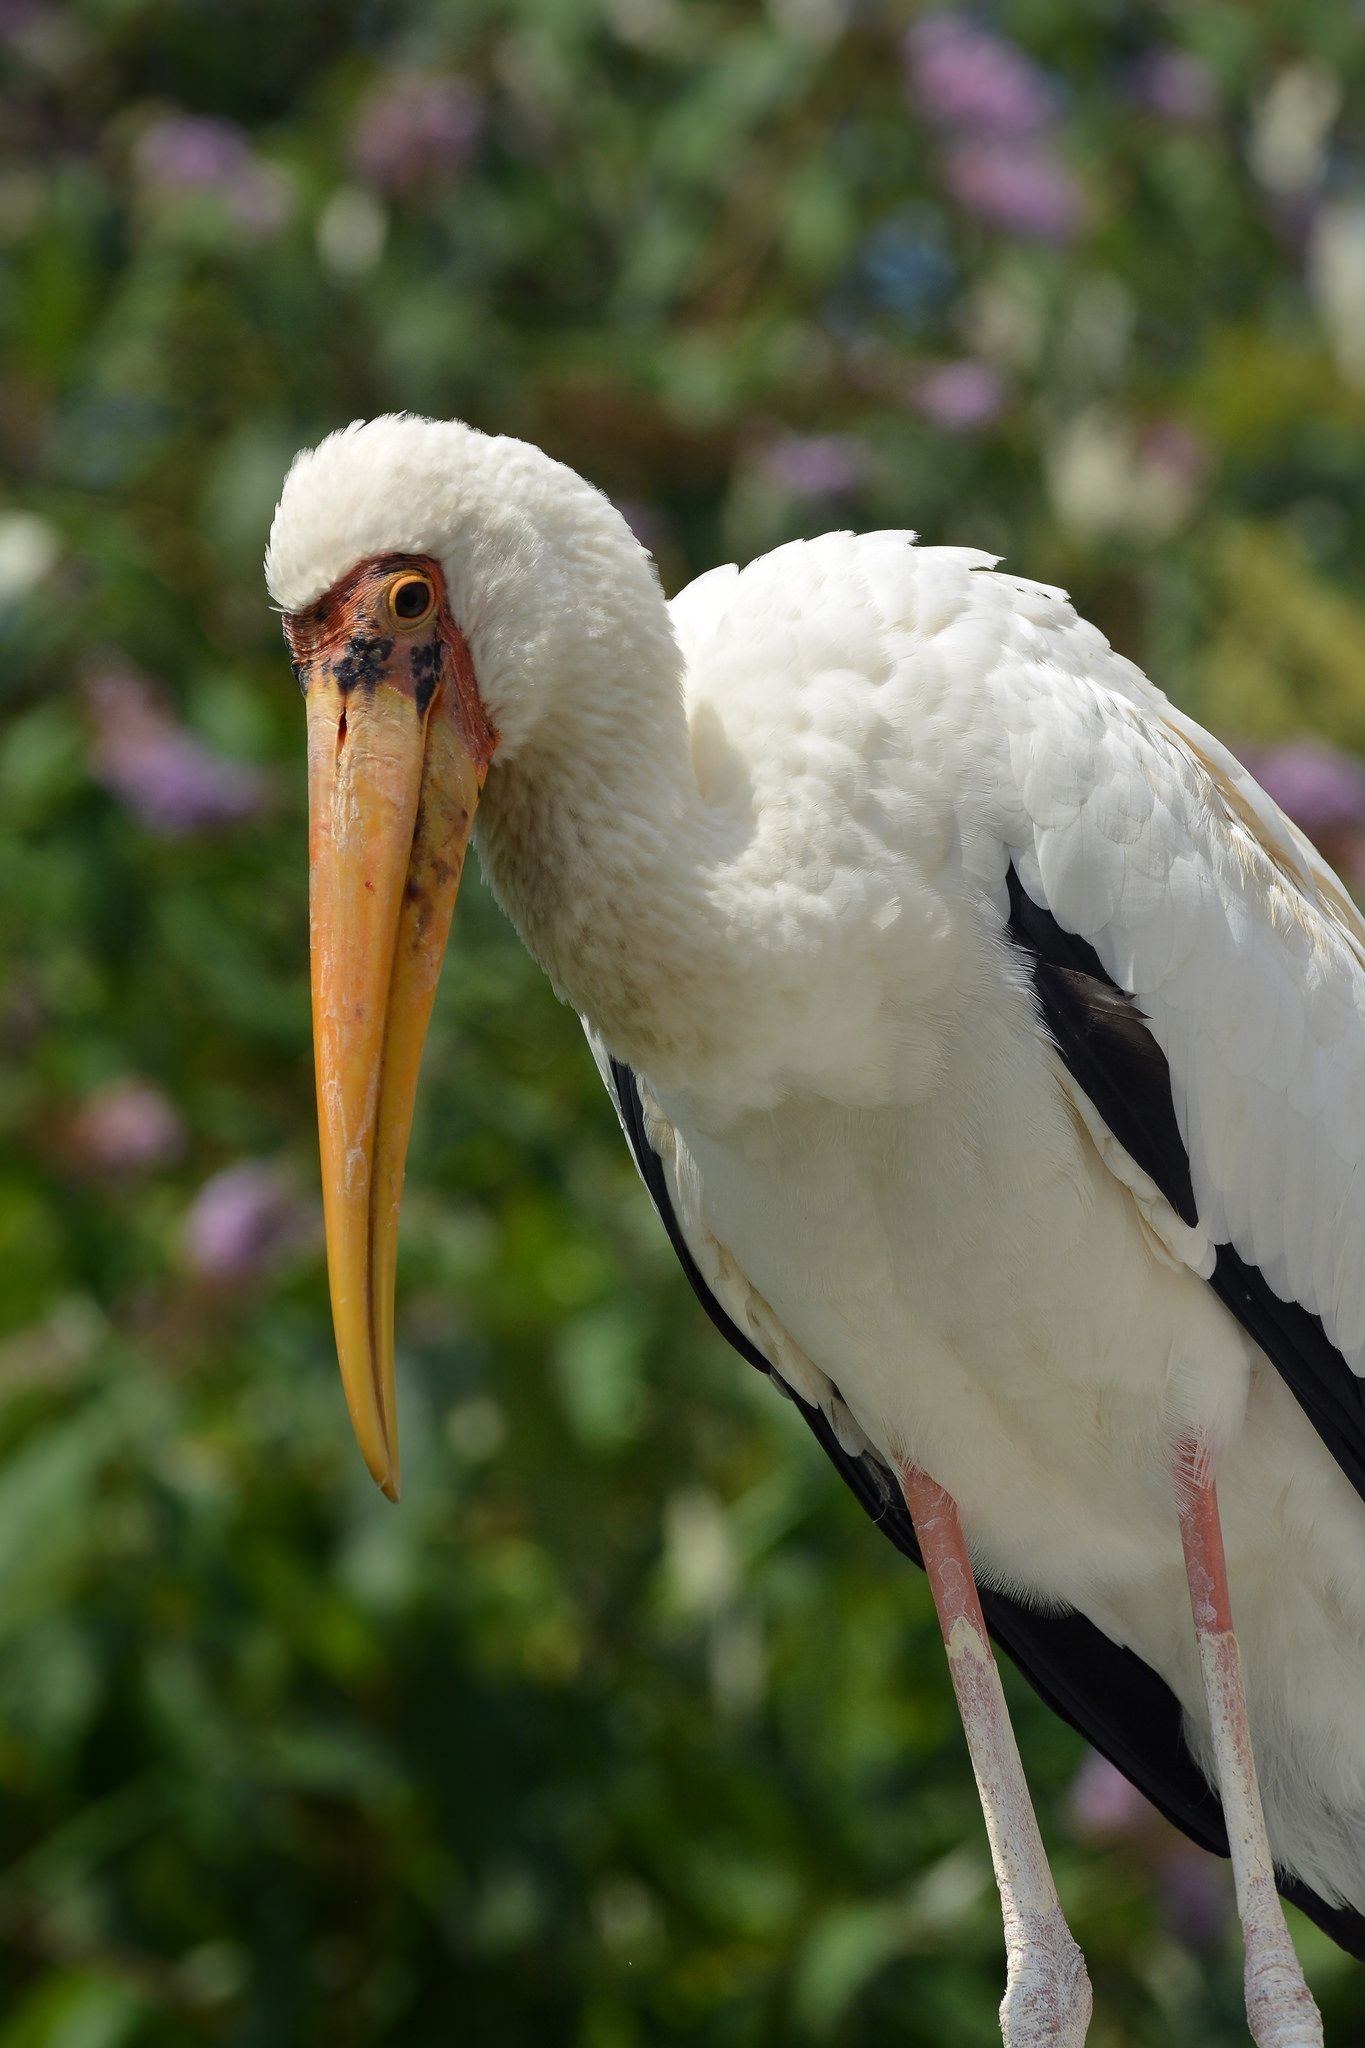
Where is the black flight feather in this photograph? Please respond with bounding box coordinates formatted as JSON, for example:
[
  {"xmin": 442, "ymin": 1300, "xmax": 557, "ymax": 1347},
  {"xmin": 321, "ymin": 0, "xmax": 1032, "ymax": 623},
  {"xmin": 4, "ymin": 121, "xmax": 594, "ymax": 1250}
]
[{"xmin": 1004, "ymin": 865, "xmax": 1365, "ymax": 1507}]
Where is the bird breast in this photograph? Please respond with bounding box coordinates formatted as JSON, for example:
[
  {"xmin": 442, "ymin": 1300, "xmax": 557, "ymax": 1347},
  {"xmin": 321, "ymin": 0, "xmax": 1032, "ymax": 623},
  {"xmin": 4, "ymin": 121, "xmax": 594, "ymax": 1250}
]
[{"xmin": 651, "ymin": 964, "xmax": 1256, "ymax": 1618}]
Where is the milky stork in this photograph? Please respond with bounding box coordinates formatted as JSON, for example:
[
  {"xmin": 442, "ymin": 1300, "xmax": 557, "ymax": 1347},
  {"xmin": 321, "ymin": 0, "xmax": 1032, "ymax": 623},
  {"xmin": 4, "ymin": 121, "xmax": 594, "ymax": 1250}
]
[{"xmin": 267, "ymin": 415, "xmax": 1365, "ymax": 2046}]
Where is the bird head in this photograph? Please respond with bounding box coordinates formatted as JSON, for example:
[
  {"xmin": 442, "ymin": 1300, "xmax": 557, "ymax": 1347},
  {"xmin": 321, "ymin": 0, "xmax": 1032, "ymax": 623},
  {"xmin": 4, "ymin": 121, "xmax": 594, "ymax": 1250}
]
[{"xmin": 266, "ymin": 414, "xmax": 671, "ymax": 1499}]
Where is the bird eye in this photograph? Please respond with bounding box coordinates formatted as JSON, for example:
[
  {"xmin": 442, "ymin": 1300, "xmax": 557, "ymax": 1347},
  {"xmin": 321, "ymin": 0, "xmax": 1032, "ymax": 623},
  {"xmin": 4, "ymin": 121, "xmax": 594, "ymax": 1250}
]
[{"xmin": 387, "ymin": 572, "xmax": 437, "ymax": 629}]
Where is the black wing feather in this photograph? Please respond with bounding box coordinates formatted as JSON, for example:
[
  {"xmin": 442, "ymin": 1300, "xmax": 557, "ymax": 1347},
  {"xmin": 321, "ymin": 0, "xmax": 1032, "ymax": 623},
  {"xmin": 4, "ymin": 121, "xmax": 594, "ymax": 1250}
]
[{"xmin": 1005, "ymin": 866, "xmax": 1365, "ymax": 1507}]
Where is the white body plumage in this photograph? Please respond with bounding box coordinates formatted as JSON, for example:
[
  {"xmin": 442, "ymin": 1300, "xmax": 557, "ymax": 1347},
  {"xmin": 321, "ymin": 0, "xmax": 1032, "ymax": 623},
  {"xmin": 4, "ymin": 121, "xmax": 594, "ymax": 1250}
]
[{"xmin": 641, "ymin": 536, "xmax": 1365, "ymax": 1917}]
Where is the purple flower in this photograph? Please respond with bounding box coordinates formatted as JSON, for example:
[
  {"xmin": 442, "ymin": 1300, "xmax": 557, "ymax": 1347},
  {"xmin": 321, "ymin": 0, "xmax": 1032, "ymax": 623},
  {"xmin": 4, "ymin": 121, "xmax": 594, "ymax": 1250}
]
[
  {"xmin": 136, "ymin": 115, "xmax": 249, "ymax": 190},
  {"xmin": 1066, "ymin": 1751, "xmax": 1155, "ymax": 1841},
  {"xmin": 944, "ymin": 138, "xmax": 1084, "ymax": 242},
  {"xmin": 757, "ymin": 433, "xmax": 865, "ymax": 500},
  {"xmin": 611, "ymin": 498, "xmax": 668, "ymax": 555},
  {"xmin": 1132, "ymin": 48, "xmax": 1218, "ymax": 125},
  {"xmin": 352, "ymin": 75, "xmax": 480, "ymax": 194},
  {"xmin": 1243, "ymin": 740, "xmax": 1365, "ymax": 841},
  {"xmin": 0, "ymin": 0, "xmax": 51, "ymax": 50},
  {"xmin": 1139, "ymin": 418, "xmax": 1210, "ymax": 490},
  {"xmin": 183, "ymin": 1162, "xmax": 306, "ymax": 1285},
  {"xmin": 1068, "ymin": 1752, "xmax": 1230, "ymax": 1952},
  {"xmin": 912, "ymin": 358, "xmax": 1006, "ymax": 433},
  {"xmin": 904, "ymin": 14, "xmax": 1059, "ymax": 137},
  {"xmin": 134, "ymin": 115, "xmax": 291, "ymax": 236},
  {"xmin": 67, "ymin": 1079, "xmax": 185, "ymax": 1176},
  {"xmin": 87, "ymin": 666, "xmax": 265, "ymax": 836}
]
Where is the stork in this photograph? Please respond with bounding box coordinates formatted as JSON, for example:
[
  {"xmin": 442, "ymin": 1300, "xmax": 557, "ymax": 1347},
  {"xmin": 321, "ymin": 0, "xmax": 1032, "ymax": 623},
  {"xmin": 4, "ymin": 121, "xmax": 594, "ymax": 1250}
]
[{"xmin": 267, "ymin": 414, "xmax": 1365, "ymax": 2046}]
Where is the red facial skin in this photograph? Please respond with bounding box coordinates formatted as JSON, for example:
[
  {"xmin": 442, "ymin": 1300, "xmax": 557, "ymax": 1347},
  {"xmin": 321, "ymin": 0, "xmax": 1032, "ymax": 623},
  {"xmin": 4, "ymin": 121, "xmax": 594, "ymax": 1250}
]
[{"xmin": 284, "ymin": 553, "xmax": 497, "ymax": 773}]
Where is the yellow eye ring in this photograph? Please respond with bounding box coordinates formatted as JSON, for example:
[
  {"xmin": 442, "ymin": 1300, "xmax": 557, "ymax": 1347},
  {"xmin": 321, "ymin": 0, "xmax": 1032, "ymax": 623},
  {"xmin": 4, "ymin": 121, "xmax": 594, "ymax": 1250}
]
[{"xmin": 386, "ymin": 572, "xmax": 438, "ymax": 631}]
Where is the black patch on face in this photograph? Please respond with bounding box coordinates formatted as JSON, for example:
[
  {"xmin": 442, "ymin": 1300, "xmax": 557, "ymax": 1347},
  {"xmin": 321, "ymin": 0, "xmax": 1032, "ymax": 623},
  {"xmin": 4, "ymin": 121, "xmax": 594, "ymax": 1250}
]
[
  {"xmin": 331, "ymin": 632, "xmax": 394, "ymax": 694},
  {"xmin": 291, "ymin": 660, "xmax": 307, "ymax": 694},
  {"xmin": 410, "ymin": 639, "xmax": 441, "ymax": 717}
]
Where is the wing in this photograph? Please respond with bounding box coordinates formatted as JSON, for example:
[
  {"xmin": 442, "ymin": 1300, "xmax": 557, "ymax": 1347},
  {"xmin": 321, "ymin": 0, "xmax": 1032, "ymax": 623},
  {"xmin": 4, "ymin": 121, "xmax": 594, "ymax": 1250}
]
[
  {"xmin": 1005, "ymin": 865, "xmax": 1365, "ymax": 1504},
  {"xmin": 980, "ymin": 579, "xmax": 1365, "ymax": 1507},
  {"xmin": 592, "ymin": 1045, "xmax": 1365, "ymax": 1960},
  {"xmin": 671, "ymin": 540, "xmax": 1365, "ymax": 1503}
]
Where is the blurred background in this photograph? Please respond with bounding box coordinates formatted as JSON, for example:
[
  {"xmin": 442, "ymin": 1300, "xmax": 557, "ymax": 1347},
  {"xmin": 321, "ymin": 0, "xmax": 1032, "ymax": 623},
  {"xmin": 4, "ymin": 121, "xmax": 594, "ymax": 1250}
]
[{"xmin": 4, "ymin": 2, "xmax": 1365, "ymax": 2043}]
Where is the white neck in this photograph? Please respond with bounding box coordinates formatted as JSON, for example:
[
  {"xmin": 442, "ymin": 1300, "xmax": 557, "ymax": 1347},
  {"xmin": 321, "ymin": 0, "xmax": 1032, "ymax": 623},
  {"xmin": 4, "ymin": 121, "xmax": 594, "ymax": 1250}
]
[{"xmin": 474, "ymin": 592, "xmax": 737, "ymax": 1081}]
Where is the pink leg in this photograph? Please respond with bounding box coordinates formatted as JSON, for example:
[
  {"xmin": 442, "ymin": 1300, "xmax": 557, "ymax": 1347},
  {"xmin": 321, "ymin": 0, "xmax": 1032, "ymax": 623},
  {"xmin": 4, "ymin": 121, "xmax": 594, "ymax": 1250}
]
[
  {"xmin": 900, "ymin": 1462, "xmax": 1091, "ymax": 2048},
  {"xmin": 1176, "ymin": 1446, "xmax": 1322, "ymax": 2048}
]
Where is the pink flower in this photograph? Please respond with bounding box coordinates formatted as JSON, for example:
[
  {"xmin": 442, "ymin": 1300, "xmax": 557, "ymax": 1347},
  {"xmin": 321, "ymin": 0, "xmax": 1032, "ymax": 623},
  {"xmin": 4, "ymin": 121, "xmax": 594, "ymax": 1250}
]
[
  {"xmin": 611, "ymin": 498, "xmax": 668, "ymax": 555},
  {"xmin": 183, "ymin": 1162, "xmax": 306, "ymax": 1285},
  {"xmin": 905, "ymin": 14, "xmax": 1059, "ymax": 138},
  {"xmin": 912, "ymin": 358, "xmax": 1006, "ymax": 433},
  {"xmin": 1245, "ymin": 740, "xmax": 1365, "ymax": 839},
  {"xmin": 0, "ymin": 0, "xmax": 54, "ymax": 51},
  {"xmin": 1139, "ymin": 418, "xmax": 1210, "ymax": 491},
  {"xmin": 1067, "ymin": 1751, "xmax": 1154, "ymax": 1841},
  {"xmin": 136, "ymin": 115, "xmax": 250, "ymax": 189},
  {"xmin": 133, "ymin": 115, "xmax": 291, "ymax": 236},
  {"xmin": 67, "ymin": 1079, "xmax": 185, "ymax": 1176},
  {"xmin": 87, "ymin": 666, "xmax": 265, "ymax": 836},
  {"xmin": 1241, "ymin": 739, "xmax": 1365, "ymax": 884},
  {"xmin": 944, "ymin": 138, "xmax": 1085, "ymax": 242},
  {"xmin": 352, "ymin": 75, "xmax": 480, "ymax": 194},
  {"xmin": 757, "ymin": 434, "xmax": 865, "ymax": 499}
]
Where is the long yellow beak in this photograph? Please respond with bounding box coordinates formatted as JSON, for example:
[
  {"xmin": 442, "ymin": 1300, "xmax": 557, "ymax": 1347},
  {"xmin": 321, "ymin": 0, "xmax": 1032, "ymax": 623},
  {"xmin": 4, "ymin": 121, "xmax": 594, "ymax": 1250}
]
[{"xmin": 306, "ymin": 660, "xmax": 482, "ymax": 1498}]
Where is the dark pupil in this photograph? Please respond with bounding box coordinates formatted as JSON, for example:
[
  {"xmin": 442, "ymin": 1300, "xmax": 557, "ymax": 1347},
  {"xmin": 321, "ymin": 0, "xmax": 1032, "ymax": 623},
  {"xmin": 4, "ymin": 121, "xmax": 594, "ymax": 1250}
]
[{"xmin": 394, "ymin": 579, "xmax": 430, "ymax": 619}]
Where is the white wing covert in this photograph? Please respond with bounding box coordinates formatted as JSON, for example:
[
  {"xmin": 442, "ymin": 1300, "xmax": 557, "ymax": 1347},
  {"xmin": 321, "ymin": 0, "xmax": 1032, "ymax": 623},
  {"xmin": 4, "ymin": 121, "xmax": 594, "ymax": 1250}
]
[{"xmin": 978, "ymin": 577, "xmax": 1365, "ymax": 1377}]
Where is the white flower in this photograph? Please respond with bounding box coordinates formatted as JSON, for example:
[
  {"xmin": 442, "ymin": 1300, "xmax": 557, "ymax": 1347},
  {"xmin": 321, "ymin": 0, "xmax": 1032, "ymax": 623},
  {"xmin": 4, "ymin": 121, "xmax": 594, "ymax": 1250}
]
[
  {"xmin": 1310, "ymin": 198, "xmax": 1365, "ymax": 387},
  {"xmin": 0, "ymin": 511, "xmax": 60, "ymax": 604}
]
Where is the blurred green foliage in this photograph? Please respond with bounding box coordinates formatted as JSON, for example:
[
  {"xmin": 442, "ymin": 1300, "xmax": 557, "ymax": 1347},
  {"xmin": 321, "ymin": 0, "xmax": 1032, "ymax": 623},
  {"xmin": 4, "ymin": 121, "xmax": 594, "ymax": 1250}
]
[{"xmin": 3, "ymin": 1, "xmax": 1365, "ymax": 2042}]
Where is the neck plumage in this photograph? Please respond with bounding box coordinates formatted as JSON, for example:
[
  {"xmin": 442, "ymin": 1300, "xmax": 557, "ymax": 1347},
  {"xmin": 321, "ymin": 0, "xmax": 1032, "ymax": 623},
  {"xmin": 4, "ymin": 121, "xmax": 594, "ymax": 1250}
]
[{"xmin": 473, "ymin": 592, "xmax": 736, "ymax": 1083}]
